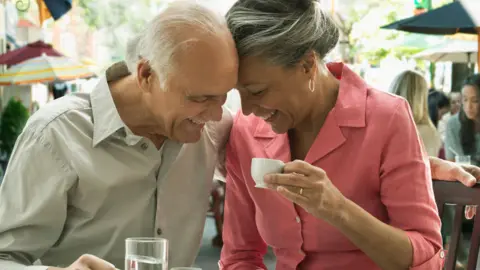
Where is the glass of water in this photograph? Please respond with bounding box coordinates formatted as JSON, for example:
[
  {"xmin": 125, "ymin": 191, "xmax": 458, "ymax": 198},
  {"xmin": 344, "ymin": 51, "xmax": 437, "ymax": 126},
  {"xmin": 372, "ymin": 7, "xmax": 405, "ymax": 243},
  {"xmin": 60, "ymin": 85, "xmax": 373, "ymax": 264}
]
[
  {"xmin": 455, "ymin": 155, "xmax": 471, "ymax": 165},
  {"xmin": 125, "ymin": 237, "xmax": 168, "ymax": 270}
]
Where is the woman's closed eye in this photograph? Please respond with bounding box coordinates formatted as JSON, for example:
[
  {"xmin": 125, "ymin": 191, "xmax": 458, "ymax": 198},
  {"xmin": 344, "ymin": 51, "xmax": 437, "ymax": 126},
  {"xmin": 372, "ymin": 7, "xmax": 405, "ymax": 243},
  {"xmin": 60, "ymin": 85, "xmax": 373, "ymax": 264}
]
[{"xmin": 251, "ymin": 89, "xmax": 267, "ymax": 96}]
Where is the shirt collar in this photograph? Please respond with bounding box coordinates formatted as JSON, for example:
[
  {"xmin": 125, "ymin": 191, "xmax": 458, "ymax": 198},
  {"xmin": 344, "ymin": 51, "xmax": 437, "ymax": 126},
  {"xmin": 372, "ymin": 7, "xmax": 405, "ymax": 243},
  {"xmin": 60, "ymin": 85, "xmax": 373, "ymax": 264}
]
[
  {"xmin": 326, "ymin": 62, "xmax": 367, "ymax": 128},
  {"xmin": 90, "ymin": 62, "xmax": 143, "ymax": 147}
]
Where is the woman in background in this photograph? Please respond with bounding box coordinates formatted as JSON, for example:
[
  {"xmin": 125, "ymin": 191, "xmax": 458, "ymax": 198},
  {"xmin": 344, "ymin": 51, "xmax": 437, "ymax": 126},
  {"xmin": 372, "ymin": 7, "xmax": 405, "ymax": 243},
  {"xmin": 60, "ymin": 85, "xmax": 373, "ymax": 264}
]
[
  {"xmin": 390, "ymin": 70, "xmax": 442, "ymax": 157},
  {"xmin": 445, "ymin": 74, "xmax": 480, "ymax": 166}
]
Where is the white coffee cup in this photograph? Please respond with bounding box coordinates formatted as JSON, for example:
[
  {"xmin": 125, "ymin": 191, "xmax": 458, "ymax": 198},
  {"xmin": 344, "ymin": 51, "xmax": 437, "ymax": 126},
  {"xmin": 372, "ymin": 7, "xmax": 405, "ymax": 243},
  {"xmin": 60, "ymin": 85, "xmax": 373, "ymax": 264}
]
[{"xmin": 251, "ymin": 158, "xmax": 285, "ymax": 188}]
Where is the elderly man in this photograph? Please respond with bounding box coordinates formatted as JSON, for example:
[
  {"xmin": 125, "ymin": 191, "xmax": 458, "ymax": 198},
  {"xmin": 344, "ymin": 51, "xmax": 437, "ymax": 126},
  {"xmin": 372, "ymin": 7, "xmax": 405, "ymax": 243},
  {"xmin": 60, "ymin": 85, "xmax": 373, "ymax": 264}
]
[
  {"xmin": 0, "ymin": 1, "xmax": 236, "ymax": 270},
  {"xmin": 1, "ymin": 1, "xmax": 479, "ymax": 270}
]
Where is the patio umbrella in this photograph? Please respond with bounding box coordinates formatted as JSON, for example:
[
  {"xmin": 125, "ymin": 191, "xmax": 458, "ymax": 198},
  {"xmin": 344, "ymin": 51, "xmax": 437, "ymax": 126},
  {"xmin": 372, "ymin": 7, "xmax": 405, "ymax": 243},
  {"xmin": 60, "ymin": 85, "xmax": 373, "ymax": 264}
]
[
  {"xmin": 37, "ymin": 0, "xmax": 72, "ymax": 24},
  {"xmin": 413, "ymin": 40, "xmax": 477, "ymax": 63},
  {"xmin": 0, "ymin": 55, "xmax": 95, "ymax": 86},
  {"xmin": 381, "ymin": 0, "xmax": 480, "ymax": 66},
  {"xmin": 0, "ymin": 40, "xmax": 64, "ymax": 66}
]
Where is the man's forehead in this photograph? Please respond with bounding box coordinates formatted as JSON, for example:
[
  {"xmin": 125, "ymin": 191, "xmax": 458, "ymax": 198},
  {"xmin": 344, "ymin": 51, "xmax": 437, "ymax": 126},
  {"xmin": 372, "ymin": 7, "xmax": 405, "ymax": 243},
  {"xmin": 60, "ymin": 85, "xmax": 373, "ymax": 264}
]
[{"xmin": 169, "ymin": 37, "xmax": 238, "ymax": 95}]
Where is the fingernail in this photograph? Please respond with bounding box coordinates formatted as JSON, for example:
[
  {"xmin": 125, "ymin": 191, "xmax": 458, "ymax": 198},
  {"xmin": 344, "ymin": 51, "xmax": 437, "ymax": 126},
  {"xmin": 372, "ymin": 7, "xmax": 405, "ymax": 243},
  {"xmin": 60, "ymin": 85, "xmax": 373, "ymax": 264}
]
[{"xmin": 263, "ymin": 175, "xmax": 271, "ymax": 182}]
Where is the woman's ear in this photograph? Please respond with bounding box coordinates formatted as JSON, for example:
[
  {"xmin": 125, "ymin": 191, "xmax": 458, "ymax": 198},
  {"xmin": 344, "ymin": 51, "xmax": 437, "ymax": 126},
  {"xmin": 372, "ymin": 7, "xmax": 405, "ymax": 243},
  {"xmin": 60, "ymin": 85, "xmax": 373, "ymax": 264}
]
[{"xmin": 301, "ymin": 51, "xmax": 318, "ymax": 75}]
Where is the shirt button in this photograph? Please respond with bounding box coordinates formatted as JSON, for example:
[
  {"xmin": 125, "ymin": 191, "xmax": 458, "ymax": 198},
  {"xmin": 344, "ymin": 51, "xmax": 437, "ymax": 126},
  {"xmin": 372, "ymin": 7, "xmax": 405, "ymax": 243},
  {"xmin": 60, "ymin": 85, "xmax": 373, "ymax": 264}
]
[
  {"xmin": 440, "ymin": 250, "xmax": 445, "ymax": 259},
  {"xmin": 295, "ymin": 216, "xmax": 301, "ymax": 223},
  {"xmin": 156, "ymin": 228, "xmax": 162, "ymax": 235},
  {"xmin": 141, "ymin": 143, "xmax": 148, "ymax": 150}
]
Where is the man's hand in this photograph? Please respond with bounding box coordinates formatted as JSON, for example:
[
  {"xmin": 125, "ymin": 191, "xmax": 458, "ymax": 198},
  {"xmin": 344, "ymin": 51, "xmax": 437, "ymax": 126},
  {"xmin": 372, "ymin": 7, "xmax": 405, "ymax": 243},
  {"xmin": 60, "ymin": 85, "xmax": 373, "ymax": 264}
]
[
  {"xmin": 429, "ymin": 156, "xmax": 480, "ymax": 187},
  {"xmin": 47, "ymin": 254, "xmax": 117, "ymax": 270}
]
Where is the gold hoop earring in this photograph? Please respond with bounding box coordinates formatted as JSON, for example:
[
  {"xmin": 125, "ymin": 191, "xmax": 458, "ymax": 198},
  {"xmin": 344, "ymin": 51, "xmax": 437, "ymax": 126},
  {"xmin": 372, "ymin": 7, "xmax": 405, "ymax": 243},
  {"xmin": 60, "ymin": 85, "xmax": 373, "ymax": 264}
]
[{"xmin": 309, "ymin": 79, "xmax": 315, "ymax": 92}]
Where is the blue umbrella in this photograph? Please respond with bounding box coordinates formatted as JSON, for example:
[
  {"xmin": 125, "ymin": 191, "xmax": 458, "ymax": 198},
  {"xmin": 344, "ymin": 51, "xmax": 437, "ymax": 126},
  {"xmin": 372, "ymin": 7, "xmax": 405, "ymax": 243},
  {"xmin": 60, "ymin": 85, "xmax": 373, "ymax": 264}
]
[{"xmin": 43, "ymin": 0, "xmax": 72, "ymax": 20}]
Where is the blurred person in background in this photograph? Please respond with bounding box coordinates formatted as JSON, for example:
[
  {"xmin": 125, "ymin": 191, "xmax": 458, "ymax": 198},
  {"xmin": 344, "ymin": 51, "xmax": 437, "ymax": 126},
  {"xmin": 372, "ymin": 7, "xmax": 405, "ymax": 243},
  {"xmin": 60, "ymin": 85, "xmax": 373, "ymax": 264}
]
[
  {"xmin": 445, "ymin": 74, "xmax": 480, "ymax": 166},
  {"xmin": 438, "ymin": 92, "xmax": 462, "ymax": 141},
  {"xmin": 450, "ymin": 92, "xmax": 462, "ymax": 115},
  {"xmin": 428, "ymin": 90, "xmax": 451, "ymax": 128},
  {"xmin": 390, "ymin": 70, "xmax": 442, "ymax": 157}
]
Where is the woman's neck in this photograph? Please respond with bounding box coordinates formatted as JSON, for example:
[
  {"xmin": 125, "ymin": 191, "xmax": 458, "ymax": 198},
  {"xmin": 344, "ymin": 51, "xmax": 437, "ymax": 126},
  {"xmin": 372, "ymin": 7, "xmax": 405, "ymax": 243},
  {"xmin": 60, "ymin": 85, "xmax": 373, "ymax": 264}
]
[
  {"xmin": 293, "ymin": 72, "xmax": 340, "ymax": 136},
  {"xmin": 288, "ymin": 72, "xmax": 340, "ymax": 160}
]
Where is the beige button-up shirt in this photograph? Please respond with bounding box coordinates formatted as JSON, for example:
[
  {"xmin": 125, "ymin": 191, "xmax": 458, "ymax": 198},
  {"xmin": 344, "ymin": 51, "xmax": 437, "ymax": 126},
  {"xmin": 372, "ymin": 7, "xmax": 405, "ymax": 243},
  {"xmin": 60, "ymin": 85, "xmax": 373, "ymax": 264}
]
[{"xmin": 0, "ymin": 62, "xmax": 232, "ymax": 269}]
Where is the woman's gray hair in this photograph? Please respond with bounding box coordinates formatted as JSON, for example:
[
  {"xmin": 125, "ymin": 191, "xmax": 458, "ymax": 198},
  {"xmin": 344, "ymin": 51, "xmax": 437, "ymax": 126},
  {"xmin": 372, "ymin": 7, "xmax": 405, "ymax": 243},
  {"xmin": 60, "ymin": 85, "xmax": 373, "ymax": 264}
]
[
  {"xmin": 125, "ymin": 0, "xmax": 227, "ymax": 87},
  {"xmin": 226, "ymin": 0, "xmax": 339, "ymax": 67}
]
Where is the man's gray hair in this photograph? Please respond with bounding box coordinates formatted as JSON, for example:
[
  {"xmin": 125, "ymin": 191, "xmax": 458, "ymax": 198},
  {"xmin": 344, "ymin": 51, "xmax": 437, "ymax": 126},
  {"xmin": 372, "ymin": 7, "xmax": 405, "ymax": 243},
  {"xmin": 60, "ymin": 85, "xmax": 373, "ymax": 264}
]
[
  {"xmin": 226, "ymin": 0, "xmax": 339, "ymax": 67},
  {"xmin": 125, "ymin": 0, "xmax": 228, "ymax": 87}
]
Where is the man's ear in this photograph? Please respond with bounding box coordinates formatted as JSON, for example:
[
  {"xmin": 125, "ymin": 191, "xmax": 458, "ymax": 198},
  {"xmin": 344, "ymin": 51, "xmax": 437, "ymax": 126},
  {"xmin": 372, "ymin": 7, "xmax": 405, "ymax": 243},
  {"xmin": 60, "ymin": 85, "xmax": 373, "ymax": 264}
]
[{"xmin": 136, "ymin": 59, "xmax": 154, "ymax": 92}]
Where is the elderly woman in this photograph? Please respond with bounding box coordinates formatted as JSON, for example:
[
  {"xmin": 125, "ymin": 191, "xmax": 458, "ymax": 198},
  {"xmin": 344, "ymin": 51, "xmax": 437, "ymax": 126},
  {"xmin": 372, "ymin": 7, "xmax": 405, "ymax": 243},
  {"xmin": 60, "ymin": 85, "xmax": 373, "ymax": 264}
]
[{"xmin": 219, "ymin": 0, "xmax": 444, "ymax": 269}]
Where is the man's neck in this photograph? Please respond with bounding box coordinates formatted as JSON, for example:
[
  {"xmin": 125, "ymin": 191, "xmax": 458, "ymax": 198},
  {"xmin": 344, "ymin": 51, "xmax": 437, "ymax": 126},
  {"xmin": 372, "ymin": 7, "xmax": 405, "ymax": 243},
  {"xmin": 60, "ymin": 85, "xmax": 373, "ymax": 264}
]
[{"xmin": 109, "ymin": 76, "xmax": 165, "ymax": 140}]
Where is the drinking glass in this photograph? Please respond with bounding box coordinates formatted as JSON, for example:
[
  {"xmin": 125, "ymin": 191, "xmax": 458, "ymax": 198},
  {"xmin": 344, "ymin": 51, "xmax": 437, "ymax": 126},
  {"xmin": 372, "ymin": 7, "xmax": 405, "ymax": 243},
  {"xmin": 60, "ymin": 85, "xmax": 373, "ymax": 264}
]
[
  {"xmin": 455, "ymin": 155, "xmax": 471, "ymax": 165},
  {"xmin": 125, "ymin": 237, "xmax": 168, "ymax": 270}
]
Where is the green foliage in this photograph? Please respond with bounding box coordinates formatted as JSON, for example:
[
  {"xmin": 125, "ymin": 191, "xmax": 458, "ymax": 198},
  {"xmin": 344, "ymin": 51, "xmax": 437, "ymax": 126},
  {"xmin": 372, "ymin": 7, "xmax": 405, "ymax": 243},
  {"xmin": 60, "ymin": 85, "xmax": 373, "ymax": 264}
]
[
  {"xmin": 0, "ymin": 98, "xmax": 29, "ymax": 160},
  {"xmin": 333, "ymin": 0, "xmax": 449, "ymax": 65},
  {"xmin": 333, "ymin": 0, "xmax": 409, "ymax": 63},
  {"xmin": 77, "ymin": 0, "xmax": 165, "ymax": 63},
  {"xmin": 363, "ymin": 49, "xmax": 390, "ymax": 66}
]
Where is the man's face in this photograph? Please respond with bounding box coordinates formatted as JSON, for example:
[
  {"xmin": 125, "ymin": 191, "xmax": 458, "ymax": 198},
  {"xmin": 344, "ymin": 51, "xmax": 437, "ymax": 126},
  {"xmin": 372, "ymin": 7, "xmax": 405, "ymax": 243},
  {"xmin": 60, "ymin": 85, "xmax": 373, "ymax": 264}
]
[
  {"xmin": 140, "ymin": 34, "xmax": 238, "ymax": 143},
  {"xmin": 450, "ymin": 92, "xmax": 461, "ymax": 115}
]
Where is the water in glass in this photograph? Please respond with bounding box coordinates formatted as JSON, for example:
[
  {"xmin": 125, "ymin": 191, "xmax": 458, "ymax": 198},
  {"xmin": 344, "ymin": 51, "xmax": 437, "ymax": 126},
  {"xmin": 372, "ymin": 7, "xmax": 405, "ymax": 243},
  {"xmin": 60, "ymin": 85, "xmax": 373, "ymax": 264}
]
[{"xmin": 125, "ymin": 255, "xmax": 167, "ymax": 270}]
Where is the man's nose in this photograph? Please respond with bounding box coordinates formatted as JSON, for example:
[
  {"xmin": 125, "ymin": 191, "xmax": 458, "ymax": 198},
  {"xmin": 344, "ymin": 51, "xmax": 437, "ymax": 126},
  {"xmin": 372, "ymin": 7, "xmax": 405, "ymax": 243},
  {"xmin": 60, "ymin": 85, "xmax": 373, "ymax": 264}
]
[{"xmin": 208, "ymin": 98, "xmax": 226, "ymax": 121}]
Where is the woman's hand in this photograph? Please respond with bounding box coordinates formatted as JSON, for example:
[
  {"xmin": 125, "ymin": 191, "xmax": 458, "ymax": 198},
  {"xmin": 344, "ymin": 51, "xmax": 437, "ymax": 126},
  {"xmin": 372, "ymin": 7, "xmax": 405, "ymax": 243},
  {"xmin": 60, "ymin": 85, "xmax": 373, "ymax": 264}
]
[
  {"xmin": 429, "ymin": 156, "xmax": 480, "ymax": 187},
  {"xmin": 429, "ymin": 157, "xmax": 480, "ymax": 219},
  {"xmin": 263, "ymin": 160, "xmax": 346, "ymax": 223}
]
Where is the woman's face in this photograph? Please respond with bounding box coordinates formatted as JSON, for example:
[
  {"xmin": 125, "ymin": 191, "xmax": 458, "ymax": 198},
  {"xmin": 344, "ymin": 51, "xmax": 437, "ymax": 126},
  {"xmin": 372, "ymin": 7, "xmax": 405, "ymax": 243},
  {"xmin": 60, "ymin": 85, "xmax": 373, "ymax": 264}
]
[
  {"xmin": 236, "ymin": 56, "xmax": 314, "ymax": 134},
  {"xmin": 462, "ymin": 85, "xmax": 479, "ymax": 121}
]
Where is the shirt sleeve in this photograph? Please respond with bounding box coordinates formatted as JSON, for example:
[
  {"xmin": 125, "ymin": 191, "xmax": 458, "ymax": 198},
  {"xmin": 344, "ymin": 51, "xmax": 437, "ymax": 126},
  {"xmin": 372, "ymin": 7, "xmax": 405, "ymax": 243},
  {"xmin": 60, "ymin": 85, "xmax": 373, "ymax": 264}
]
[
  {"xmin": 206, "ymin": 106, "xmax": 233, "ymax": 183},
  {"xmin": 219, "ymin": 121, "xmax": 268, "ymax": 270},
  {"xmin": 0, "ymin": 127, "xmax": 77, "ymax": 269},
  {"xmin": 444, "ymin": 116, "xmax": 463, "ymax": 161},
  {"xmin": 380, "ymin": 100, "xmax": 444, "ymax": 269}
]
